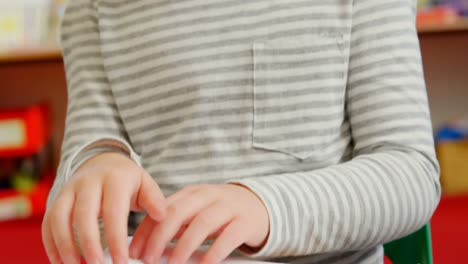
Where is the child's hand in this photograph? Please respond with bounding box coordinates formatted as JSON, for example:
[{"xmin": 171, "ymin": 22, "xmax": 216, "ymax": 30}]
[
  {"xmin": 129, "ymin": 184, "xmax": 270, "ymax": 264},
  {"xmin": 42, "ymin": 153, "xmax": 166, "ymax": 264}
]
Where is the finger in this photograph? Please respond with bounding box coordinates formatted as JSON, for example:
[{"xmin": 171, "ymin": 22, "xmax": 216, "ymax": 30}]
[
  {"xmin": 166, "ymin": 185, "xmax": 217, "ymax": 229},
  {"xmin": 141, "ymin": 189, "xmax": 216, "ymax": 263},
  {"xmin": 172, "ymin": 224, "xmax": 189, "ymax": 240},
  {"xmin": 169, "ymin": 202, "xmax": 234, "ymax": 264},
  {"xmin": 136, "ymin": 171, "xmax": 166, "ymax": 221},
  {"xmin": 166, "ymin": 185, "xmax": 198, "ymax": 205},
  {"xmin": 102, "ymin": 179, "xmax": 132, "ymax": 264},
  {"xmin": 50, "ymin": 192, "xmax": 81, "ymax": 264},
  {"xmin": 129, "ymin": 185, "xmax": 198, "ymax": 259},
  {"xmin": 73, "ymin": 182, "xmax": 104, "ymax": 263},
  {"xmin": 201, "ymin": 219, "xmax": 247, "ymax": 264},
  {"xmin": 172, "ymin": 223, "xmax": 227, "ymax": 241},
  {"xmin": 129, "ymin": 216, "xmax": 156, "ymax": 259},
  {"xmin": 42, "ymin": 216, "xmax": 61, "ymax": 264}
]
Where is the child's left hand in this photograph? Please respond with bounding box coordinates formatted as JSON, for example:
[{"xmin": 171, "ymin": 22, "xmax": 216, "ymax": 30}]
[{"xmin": 129, "ymin": 184, "xmax": 270, "ymax": 264}]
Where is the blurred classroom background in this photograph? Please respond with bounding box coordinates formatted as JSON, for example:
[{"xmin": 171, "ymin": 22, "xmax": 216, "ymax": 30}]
[{"xmin": 0, "ymin": 0, "xmax": 467, "ymax": 263}]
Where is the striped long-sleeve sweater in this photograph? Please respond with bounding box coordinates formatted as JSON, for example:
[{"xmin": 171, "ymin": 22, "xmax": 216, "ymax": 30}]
[{"xmin": 48, "ymin": 0, "xmax": 441, "ymax": 263}]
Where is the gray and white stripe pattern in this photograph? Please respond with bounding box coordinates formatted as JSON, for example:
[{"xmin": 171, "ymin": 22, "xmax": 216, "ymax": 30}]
[{"xmin": 48, "ymin": 0, "xmax": 441, "ymax": 263}]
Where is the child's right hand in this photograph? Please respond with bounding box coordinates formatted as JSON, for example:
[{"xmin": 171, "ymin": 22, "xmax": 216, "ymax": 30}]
[{"xmin": 42, "ymin": 152, "xmax": 166, "ymax": 264}]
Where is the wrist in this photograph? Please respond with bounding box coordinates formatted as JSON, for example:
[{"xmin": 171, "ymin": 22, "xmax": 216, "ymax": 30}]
[
  {"xmin": 226, "ymin": 183, "xmax": 270, "ymax": 250},
  {"xmin": 73, "ymin": 152, "xmax": 133, "ymax": 177}
]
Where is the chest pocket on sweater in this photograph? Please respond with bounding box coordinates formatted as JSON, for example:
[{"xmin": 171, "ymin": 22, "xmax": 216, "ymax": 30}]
[{"xmin": 252, "ymin": 34, "xmax": 346, "ymax": 160}]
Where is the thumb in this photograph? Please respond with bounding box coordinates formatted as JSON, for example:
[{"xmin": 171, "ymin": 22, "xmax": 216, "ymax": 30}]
[{"xmin": 135, "ymin": 170, "xmax": 166, "ymax": 221}]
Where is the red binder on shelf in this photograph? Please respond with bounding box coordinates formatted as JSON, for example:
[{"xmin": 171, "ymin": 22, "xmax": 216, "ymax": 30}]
[
  {"xmin": 0, "ymin": 104, "xmax": 51, "ymax": 158},
  {"xmin": 0, "ymin": 172, "xmax": 52, "ymax": 221},
  {"xmin": 0, "ymin": 103, "xmax": 53, "ymax": 221}
]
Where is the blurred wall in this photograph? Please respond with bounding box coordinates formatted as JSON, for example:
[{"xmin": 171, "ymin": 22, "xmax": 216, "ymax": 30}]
[{"xmin": 420, "ymin": 32, "xmax": 468, "ymax": 129}]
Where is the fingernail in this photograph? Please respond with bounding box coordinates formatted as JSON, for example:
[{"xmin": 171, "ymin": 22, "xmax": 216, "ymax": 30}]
[
  {"xmin": 63, "ymin": 255, "xmax": 79, "ymax": 264},
  {"xmin": 143, "ymin": 255, "xmax": 154, "ymax": 264},
  {"xmin": 114, "ymin": 256, "xmax": 127, "ymax": 264},
  {"xmin": 154, "ymin": 214, "xmax": 164, "ymax": 222},
  {"xmin": 159, "ymin": 209, "xmax": 167, "ymax": 220},
  {"xmin": 155, "ymin": 208, "xmax": 167, "ymax": 221},
  {"xmin": 129, "ymin": 246, "xmax": 139, "ymax": 259},
  {"xmin": 168, "ymin": 258, "xmax": 180, "ymax": 264}
]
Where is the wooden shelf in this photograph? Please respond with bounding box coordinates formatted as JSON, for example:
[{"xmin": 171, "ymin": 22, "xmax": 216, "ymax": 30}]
[
  {"xmin": 418, "ymin": 18, "xmax": 468, "ymax": 34},
  {"xmin": 0, "ymin": 45, "xmax": 62, "ymax": 64}
]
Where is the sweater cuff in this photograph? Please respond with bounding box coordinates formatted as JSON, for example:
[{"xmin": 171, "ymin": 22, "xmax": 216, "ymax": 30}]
[
  {"xmin": 65, "ymin": 137, "xmax": 141, "ymax": 181},
  {"xmin": 228, "ymin": 176, "xmax": 288, "ymax": 258}
]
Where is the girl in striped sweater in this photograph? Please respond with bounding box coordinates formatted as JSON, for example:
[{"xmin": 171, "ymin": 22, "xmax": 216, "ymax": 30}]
[{"xmin": 43, "ymin": 0, "xmax": 441, "ymax": 263}]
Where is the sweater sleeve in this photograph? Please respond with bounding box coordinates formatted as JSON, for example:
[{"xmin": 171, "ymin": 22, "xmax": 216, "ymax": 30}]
[
  {"xmin": 47, "ymin": 0, "xmax": 141, "ymax": 207},
  {"xmin": 232, "ymin": 0, "xmax": 441, "ymax": 258}
]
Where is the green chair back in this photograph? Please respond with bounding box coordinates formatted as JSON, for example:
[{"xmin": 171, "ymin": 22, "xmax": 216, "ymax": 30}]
[{"xmin": 384, "ymin": 224, "xmax": 433, "ymax": 264}]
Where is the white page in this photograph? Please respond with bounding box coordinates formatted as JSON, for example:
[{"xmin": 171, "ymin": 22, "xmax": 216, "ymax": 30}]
[{"xmin": 104, "ymin": 237, "xmax": 275, "ymax": 264}]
